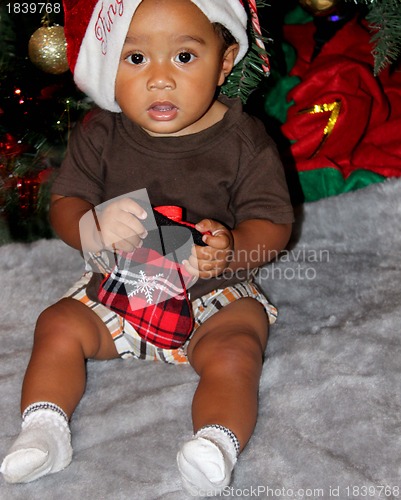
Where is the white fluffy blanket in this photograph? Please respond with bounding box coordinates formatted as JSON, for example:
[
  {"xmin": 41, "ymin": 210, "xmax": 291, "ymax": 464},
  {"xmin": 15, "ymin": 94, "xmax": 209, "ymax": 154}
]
[{"xmin": 1, "ymin": 179, "xmax": 400, "ymax": 499}]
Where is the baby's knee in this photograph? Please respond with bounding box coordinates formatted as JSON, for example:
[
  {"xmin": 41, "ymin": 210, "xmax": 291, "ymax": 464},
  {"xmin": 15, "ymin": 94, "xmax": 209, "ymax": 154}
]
[
  {"xmin": 36, "ymin": 298, "xmax": 74, "ymax": 327},
  {"xmin": 220, "ymin": 304, "xmax": 268, "ymax": 355},
  {"xmin": 34, "ymin": 299, "xmax": 85, "ymax": 347},
  {"xmin": 221, "ymin": 330, "xmax": 264, "ymax": 367},
  {"xmin": 198, "ymin": 329, "xmax": 265, "ymax": 379},
  {"xmin": 34, "ymin": 298, "xmax": 113, "ymax": 359}
]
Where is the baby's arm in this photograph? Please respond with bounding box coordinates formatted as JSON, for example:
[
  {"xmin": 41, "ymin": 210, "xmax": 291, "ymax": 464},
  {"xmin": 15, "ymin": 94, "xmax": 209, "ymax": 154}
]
[
  {"xmin": 50, "ymin": 195, "xmax": 94, "ymax": 250},
  {"xmin": 185, "ymin": 218, "xmax": 291, "ymax": 279},
  {"xmin": 50, "ymin": 194, "xmax": 148, "ymax": 253},
  {"xmin": 227, "ymin": 218, "xmax": 292, "ymax": 270}
]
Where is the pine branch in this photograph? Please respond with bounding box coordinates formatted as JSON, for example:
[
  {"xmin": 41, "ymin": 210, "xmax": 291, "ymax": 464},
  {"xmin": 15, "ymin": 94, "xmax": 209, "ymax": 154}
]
[
  {"xmin": 222, "ymin": 40, "xmax": 271, "ymax": 102},
  {"xmin": 345, "ymin": 0, "xmax": 401, "ymax": 73},
  {"xmin": 366, "ymin": 0, "xmax": 401, "ymax": 74},
  {"xmin": 0, "ymin": 5, "xmax": 16, "ymax": 74},
  {"xmin": 221, "ymin": 1, "xmax": 271, "ymax": 102}
]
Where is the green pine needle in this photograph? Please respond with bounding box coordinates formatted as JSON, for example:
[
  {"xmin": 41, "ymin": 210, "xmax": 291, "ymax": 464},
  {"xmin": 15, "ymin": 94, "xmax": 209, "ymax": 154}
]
[
  {"xmin": 221, "ymin": 1, "xmax": 271, "ymax": 103},
  {"xmin": 0, "ymin": 5, "xmax": 16, "ymax": 74},
  {"xmin": 345, "ymin": 0, "xmax": 401, "ymax": 73},
  {"xmin": 366, "ymin": 0, "xmax": 401, "ymax": 74}
]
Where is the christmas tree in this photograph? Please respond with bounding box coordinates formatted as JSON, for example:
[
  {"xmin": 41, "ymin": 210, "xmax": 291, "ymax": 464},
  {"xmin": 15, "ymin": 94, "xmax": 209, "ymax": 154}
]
[{"xmin": 0, "ymin": 3, "xmax": 90, "ymax": 243}]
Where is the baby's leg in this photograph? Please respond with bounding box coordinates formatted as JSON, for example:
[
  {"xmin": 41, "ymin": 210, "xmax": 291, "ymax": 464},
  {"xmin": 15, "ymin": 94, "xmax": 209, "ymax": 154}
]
[
  {"xmin": 1, "ymin": 298, "xmax": 119, "ymax": 483},
  {"xmin": 177, "ymin": 298, "xmax": 268, "ymax": 495}
]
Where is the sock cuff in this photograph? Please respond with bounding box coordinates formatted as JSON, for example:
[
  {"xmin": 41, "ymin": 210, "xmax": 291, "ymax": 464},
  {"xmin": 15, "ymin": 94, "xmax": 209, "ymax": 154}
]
[
  {"xmin": 22, "ymin": 402, "xmax": 69, "ymax": 424},
  {"xmin": 196, "ymin": 424, "xmax": 240, "ymax": 458}
]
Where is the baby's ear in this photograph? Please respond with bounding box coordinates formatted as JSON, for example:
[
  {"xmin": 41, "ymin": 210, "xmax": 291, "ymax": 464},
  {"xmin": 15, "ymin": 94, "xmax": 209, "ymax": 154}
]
[{"xmin": 219, "ymin": 44, "xmax": 239, "ymax": 86}]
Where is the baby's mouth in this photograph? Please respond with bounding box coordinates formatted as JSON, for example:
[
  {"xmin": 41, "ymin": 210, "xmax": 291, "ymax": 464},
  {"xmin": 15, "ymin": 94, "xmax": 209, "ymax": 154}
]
[{"xmin": 148, "ymin": 102, "xmax": 178, "ymax": 121}]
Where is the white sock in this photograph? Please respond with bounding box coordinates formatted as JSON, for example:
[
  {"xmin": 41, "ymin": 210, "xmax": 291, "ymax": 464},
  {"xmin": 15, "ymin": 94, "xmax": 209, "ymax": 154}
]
[
  {"xmin": 0, "ymin": 402, "xmax": 72, "ymax": 484},
  {"xmin": 177, "ymin": 425, "xmax": 239, "ymax": 496}
]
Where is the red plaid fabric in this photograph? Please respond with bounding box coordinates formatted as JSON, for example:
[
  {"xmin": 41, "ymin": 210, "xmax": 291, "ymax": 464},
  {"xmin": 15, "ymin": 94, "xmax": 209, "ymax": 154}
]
[{"xmin": 97, "ymin": 247, "xmax": 194, "ymax": 349}]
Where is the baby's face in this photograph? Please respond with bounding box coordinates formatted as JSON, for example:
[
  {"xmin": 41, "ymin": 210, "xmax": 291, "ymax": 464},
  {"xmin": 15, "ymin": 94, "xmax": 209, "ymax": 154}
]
[{"xmin": 115, "ymin": 0, "xmax": 231, "ymax": 137}]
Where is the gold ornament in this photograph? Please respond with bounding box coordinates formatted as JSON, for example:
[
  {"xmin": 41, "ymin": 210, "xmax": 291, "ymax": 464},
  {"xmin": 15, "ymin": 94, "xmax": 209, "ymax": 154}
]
[
  {"xmin": 299, "ymin": 100, "xmax": 342, "ymax": 158},
  {"xmin": 299, "ymin": 0, "xmax": 339, "ymax": 15},
  {"xmin": 28, "ymin": 25, "xmax": 69, "ymax": 75}
]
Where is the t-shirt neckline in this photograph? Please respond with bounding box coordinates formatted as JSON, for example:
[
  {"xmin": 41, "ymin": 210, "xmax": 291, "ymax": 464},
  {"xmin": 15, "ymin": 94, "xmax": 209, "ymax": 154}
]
[{"xmin": 117, "ymin": 97, "xmax": 243, "ymax": 156}]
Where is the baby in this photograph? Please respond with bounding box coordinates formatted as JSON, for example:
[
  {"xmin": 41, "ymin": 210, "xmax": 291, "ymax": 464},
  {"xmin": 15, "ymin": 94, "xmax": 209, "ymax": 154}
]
[{"xmin": 1, "ymin": 0, "xmax": 293, "ymax": 495}]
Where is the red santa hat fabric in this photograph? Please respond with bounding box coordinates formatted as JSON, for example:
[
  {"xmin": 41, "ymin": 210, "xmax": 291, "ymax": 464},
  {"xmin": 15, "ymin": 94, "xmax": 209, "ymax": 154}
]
[{"xmin": 63, "ymin": 0, "xmax": 249, "ymax": 112}]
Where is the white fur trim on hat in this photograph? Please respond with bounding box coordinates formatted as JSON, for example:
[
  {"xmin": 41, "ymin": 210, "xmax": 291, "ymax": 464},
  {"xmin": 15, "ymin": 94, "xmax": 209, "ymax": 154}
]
[
  {"xmin": 73, "ymin": 0, "xmax": 249, "ymax": 112},
  {"xmin": 191, "ymin": 0, "xmax": 248, "ymax": 62}
]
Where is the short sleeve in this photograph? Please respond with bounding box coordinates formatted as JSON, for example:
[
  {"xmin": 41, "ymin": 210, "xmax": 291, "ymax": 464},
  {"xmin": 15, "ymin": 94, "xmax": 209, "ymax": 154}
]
[
  {"xmin": 51, "ymin": 109, "xmax": 112, "ymax": 206},
  {"xmin": 230, "ymin": 119, "xmax": 294, "ymax": 225}
]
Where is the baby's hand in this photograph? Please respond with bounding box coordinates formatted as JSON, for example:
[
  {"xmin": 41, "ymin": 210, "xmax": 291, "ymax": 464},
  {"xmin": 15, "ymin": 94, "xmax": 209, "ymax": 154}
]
[
  {"xmin": 184, "ymin": 219, "xmax": 234, "ymax": 279},
  {"xmin": 83, "ymin": 198, "xmax": 148, "ymax": 253}
]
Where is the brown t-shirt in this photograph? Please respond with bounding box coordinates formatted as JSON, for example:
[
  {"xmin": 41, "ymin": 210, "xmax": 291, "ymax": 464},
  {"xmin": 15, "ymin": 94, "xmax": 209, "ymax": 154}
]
[{"xmin": 52, "ymin": 97, "xmax": 294, "ymax": 300}]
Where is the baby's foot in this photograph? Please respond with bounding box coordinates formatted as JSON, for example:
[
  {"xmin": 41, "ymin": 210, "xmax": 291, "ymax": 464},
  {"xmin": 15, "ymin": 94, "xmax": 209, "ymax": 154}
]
[
  {"xmin": 177, "ymin": 425, "xmax": 239, "ymax": 496},
  {"xmin": 1, "ymin": 403, "xmax": 72, "ymax": 484}
]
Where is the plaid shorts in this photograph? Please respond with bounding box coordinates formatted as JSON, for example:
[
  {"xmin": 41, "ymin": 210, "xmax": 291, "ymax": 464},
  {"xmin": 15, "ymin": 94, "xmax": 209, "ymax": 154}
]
[{"xmin": 63, "ymin": 273, "xmax": 277, "ymax": 365}]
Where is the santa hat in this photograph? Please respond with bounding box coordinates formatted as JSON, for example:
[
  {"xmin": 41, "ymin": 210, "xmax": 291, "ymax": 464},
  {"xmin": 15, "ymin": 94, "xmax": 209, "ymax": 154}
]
[{"xmin": 63, "ymin": 0, "xmax": 260, "ymax": 112}]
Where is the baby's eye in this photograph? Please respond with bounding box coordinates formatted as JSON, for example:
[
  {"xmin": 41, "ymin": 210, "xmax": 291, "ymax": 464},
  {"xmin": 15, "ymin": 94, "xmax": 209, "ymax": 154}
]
[
  {"xmin": 175, "ymin": 52, "xmax": 196, "ymax": 64},
  {"xmin": 126, "ymin": 53, "xmax": 146, "ymax": 65}
]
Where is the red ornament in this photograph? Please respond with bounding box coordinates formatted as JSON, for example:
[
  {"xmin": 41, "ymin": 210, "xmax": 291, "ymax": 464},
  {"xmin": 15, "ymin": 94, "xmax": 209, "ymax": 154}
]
[
  {"xmin": 16, "ymin": 176, "xmax": 41, "ymax": 215},
  {"xmin": 16, "ymin": 169, "xmax": 53, "ymax": 215},
  {"xmin": 0, "ymin": 133, "xmax": 25, "ymax": 158}
]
